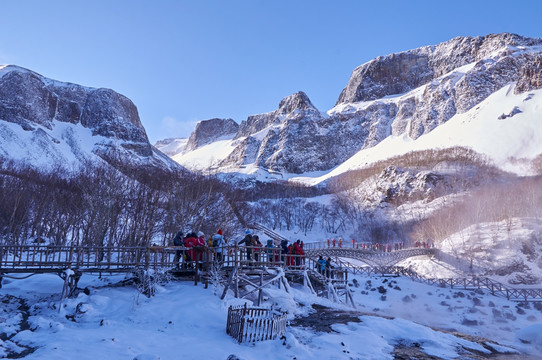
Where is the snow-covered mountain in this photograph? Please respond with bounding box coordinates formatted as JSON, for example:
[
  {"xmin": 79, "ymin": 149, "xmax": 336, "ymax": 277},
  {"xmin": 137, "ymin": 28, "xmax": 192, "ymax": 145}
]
[
  {"xmin": 0, "ymin": 65, "xmax": 178, "ymax": 172},
  {"xmin": 162, "ymin": 33, "xmax": 542, "ymax": 182}
]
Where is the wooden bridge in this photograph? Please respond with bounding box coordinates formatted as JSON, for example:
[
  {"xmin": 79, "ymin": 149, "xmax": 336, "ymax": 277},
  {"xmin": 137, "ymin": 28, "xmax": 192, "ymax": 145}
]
[
  {"xmin": 304, "ymin": 245, "xmax": 436, "ymax": 267},
  {"xmin": 0, "ymin": 243, "xmax": 356, "ymax": 305},
  {"xmin": 2, "ymin": 243, "xmax": 541, "ymax": 303}
]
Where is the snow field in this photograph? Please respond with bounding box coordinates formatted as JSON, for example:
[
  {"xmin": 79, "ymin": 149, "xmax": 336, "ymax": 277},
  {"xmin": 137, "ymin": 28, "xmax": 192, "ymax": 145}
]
[{"xmin": 2, "ymin": 268, "xmax": 542, "ymax": 360}]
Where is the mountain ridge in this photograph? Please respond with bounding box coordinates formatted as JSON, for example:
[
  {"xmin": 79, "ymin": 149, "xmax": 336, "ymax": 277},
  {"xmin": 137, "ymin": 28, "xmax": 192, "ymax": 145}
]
[{"xmin": 160, "ymin": 33, "xmax": 542, "ymax": 180}]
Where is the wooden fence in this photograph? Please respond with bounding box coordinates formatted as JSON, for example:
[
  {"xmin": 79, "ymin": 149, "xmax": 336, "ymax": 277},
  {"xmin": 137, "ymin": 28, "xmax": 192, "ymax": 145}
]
[
  {"xmin": 334, "ymin": 264, "xmax": 542, "ymax": 302},
  {"xmin": 226, "ymin": 304, "xmax": 287, "ymax": 343}
]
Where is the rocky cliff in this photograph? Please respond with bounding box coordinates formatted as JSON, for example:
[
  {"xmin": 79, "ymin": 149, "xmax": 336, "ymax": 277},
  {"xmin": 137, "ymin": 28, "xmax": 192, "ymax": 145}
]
[
  {"xmin": 168, "ymin": 33, "xmax": 542, "ymax": 176},
  {"xmin": 185, "ymin": 118, "xmax": 238, "ymax": 152},
  {"xmin": 221, "ymin": 91, "xmax": 330, "ymax": 173},
  {"xmin": 335, "ymin": 33, "xmax": 542, "ymax": 140},
  {"xmin": 0, "ymin": 65, "xmax": 177, "ymax": 171},
  {"xmin": 336, "ymin": 33, "xmax": 542, "ymax": 104}
]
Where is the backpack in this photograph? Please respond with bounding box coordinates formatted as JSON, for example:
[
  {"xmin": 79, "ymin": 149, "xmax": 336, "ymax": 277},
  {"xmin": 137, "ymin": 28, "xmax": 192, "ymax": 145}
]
[{"xmin": 212, "ymin": 234, "xmax": 222, "ymax": 248}]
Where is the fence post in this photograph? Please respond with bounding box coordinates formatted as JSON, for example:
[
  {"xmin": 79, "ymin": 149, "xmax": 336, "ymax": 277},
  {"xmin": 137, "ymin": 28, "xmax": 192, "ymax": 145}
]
[
  {"xmin": 258, "ymin": 272, "xmax": 263, "ymax": 306},
  {"xmin": 238, "ymin": 303, "xmax": 247, "ymax": 343},
  {"xmin": 226, "ymin": 305, "xmax": 232, "ymax": 335}
]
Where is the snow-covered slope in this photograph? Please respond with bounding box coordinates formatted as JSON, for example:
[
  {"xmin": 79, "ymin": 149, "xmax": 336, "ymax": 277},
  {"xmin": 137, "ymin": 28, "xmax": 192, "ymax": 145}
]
[
  {"xmin": 293, "ymin": 84, "xmax": 542, "ymax": 185},
  {"xmin": 153, "ymin": 137, "xmax": 188, "ymax": 157}
]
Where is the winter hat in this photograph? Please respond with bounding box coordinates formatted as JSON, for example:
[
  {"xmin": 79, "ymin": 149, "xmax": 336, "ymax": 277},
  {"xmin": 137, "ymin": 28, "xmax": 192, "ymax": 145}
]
[
  {"xmin": 217, "ymin": 229, "xmax": 223, "ymax": 235},
  {"xmin": 245, "ymin": 229, "xmax": 251, "ymax": 235},
  {"xmin": 197, "ymin": 231, "xmax": 204, "ymax": 237}
]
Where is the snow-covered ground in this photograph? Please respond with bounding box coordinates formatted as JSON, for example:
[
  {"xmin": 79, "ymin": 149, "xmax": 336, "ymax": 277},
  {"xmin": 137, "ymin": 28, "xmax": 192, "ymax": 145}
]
[{"xmin": 2, "ymin": 266, "xmax": 542, "ymax": 360}]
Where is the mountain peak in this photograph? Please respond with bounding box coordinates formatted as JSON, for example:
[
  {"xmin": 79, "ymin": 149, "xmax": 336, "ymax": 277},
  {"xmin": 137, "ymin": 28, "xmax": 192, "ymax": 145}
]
[
  {"xmin": 0, "ymin": 64, "xmax": 180, "ymax": 172},
  {"xmin": 0, "ymin": 64, "xmax": 30, "ymax": 76},
  {"xmin": 278, "ymin": 91, "xmax": 317, "ymax": 114}
]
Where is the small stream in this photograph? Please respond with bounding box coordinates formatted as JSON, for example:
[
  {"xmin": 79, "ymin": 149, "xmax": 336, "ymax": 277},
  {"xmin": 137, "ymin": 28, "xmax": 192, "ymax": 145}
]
[
  {"xmin": 289, "ymin": 304, "xmax": 533, "ymax": 360},
  {"xmin": 0, "ymin": 294, "xmax": 37, "ymax": 359}
]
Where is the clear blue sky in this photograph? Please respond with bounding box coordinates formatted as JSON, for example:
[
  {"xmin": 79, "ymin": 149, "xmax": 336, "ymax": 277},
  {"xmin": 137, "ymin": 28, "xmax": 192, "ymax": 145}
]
[{"xmin": 1, "ymin": 0, "xmax": 542, "ymax": 142}]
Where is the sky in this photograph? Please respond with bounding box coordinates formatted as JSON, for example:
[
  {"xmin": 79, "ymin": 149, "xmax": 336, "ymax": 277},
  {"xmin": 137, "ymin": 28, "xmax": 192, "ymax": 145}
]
[{"xmin": 1, "ymin": 0, "xmax": 542, "ymax": 143}]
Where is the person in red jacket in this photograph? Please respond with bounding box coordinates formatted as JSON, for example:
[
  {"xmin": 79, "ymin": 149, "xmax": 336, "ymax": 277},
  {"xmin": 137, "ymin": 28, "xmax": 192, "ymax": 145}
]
[
  {"xmin": 287, "ymin": 244, "xmax": 295, "ymax": 267},
  {"xmin": 193, "ymin": 231, "xmax": 207, "ymax": 269},
  {"xmin": 183, "ymin": 232, "xmax": 197, "ymax": 268}
]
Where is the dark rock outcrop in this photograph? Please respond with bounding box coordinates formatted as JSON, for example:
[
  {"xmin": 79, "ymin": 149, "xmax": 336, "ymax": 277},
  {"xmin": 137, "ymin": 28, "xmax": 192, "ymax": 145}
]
[
  {"xmin": 235, "ymin": 91, "xmax": 320, "ymax": 139},
  {"xmin": 220, "ymin": 91, "xmax": 329, "ymax": 173},
  {"xmin": 514, "ymin": 54, "xmax": 542, "ymax": 94},
  {"xmin": 336, "ymin": 33, "xmax": 542, "ymax": 105}
]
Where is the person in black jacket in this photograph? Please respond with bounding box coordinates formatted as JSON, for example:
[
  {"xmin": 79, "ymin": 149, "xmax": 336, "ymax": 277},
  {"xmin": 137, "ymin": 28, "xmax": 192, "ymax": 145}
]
[
  {"xmin": 238, "ymin": 230, "xmax": 254, "ymax": 262},
  {"xmin": 325, "ymin": 257, "xmax": 333, "ymax": 278},
  {"xmin": 172, "ymin": 230, "xmax": 183, "ymax": 269},
  {"xmin": 280, "ymin": 240, "xmax": 288, "ymax": 264}
]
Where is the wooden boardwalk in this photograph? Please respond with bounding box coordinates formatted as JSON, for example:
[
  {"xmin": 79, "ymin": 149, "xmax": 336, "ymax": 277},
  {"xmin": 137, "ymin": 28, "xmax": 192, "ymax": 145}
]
[
  {"xmin": 0, "ymin": 244, "xmax": 177, "ymax": 273},
  {"xmin": 2, "ymin": 244, "xmax": 540, "ymax": 302}
]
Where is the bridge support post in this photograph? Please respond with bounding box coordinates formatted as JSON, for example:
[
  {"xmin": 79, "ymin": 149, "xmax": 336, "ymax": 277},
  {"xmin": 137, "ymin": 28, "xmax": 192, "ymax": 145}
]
[{"xmin": 59, "ymin": 269, "xmax": 82, "ymax": 299}]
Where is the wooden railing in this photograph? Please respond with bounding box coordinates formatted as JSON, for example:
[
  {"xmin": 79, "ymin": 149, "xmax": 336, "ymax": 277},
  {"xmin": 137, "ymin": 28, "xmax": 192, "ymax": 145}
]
[
  {"xmin": 0, "ymin": 244, "xmax": 311, "ymax": 273},
  {"xmin": 0, "ymin": 245, "xmax": 176, "ymax": 273},
  {"xmin": 337, "ymin": 265, "xmax": 542, "ymax": 302}
]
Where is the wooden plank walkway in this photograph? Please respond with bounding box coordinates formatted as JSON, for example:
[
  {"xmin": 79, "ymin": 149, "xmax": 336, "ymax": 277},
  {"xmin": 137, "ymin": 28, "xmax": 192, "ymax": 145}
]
[
  {"xmin": 0, "ymin": 244, "xmax": 307, "ymax": 274},
  {"xmin": 3, "ymin": 244, "xmax": 540, "ymax": 302}
]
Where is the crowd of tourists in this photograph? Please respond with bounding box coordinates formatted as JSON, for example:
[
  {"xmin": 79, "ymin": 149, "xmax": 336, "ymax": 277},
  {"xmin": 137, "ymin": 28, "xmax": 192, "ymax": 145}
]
[
  {"xmin": 170, "ymin": 228, "xmax": 432, "ymax": 270},
  {"xmin": 171, "ymin": 228, "xmax": 313, "ymax": 269},
  {"xmin": 172, "ymin": 229, "xmax": 225, "ymax": 269}
]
